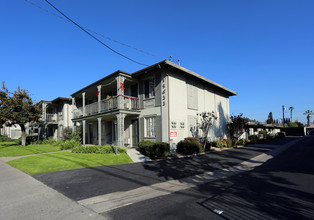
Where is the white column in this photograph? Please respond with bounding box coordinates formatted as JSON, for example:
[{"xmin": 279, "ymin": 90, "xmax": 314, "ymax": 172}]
[
  {"xmin": 82, "ymin": 120, "xmax": 86, "ymax": 146},
  {"xmin": 116, "ymin": 113, "xmax": 126, "ymax": 147},
  {"xmin": 98, "ymin": 117, "xmax": 102, "ymax": 146},
  {"xmin": 42, "ymin": 102, "xmax": 47, "ymax": 121},
  {"xmin": 116, "ymin": 76, "xmax": 125, "ymax": 110},
  {"xmin": 82, "ymin": 92, "xmax": 86, "ymax": 116},
  {"xmin": 97, "ymin": 85, "xmax": 101, "ymax": 113}
]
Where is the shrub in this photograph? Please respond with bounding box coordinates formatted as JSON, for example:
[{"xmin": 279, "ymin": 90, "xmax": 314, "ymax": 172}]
[
  {"xmin": 258, "ymin": 130, "xmax": 268, "ymax": 135},
  {"xmin": 15, "ymin": 135, "xmax": 40, "ymax": 145},
  {"xmin": 176, "ymin": 139, "xmax": 202, "ymax": 155},
  {"xmin": 184, "ymin": 137, "xmax": 199, "ymax": 142},
  {"xmin": 216, "ymin": 140, "xmax": 224, "ymax": 148},
  {"xmin": 277, "ymin": 131, "xmax": 286, "ymax": 138},
  {"xmin": 223, "ymin": 139, "xmax": 232, "ymax": 148},
  {"xmin": 237, "ymin": 138, "xmax": 247, "ymax": 145},
  {"xmin": 138, "ymin": 140, "xmax": 169, "ymax": 159},
  {"xmin": 249, "ymin": 135, "xmax": 258, "ymax": 140},
  {"xmin": 59, "ymin": 139, "xmax": 81, "ymax": 150},
  {"xmin": 71, "ymin": 145, "xmax": 127, "ymax": 154},
  {"xmin": 0, "ymin": 135, "xmax": 12, "ymax": 142}
]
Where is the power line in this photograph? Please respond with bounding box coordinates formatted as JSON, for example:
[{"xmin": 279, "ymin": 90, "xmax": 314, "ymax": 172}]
[
  {"xmin": 24, "ymin": 0, "xmax": 165, "ymax": 60},
  {"xmin": 42, "ymin": 0, "xmax": 150, "ymax": 66}
]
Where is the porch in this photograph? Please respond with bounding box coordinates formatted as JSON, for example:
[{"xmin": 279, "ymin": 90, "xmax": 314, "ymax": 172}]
[{"xmin": 74, "ymin": 113, "xmax": 139, "ymax": 148}]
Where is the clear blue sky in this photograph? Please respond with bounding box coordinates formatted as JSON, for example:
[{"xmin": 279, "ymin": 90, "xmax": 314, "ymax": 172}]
[{"xmin": 1, "ymin": 0, "xmax": 313, "ymax": 124}]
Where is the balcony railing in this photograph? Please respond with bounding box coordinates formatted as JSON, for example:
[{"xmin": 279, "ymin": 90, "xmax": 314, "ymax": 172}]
[
  {"xmin": 73, "ymin": 95, "xmax": 139, "ymax": 119},
  {"xmin": 46, "ymin": 113, "xmax": 57, "ymax": 123}
]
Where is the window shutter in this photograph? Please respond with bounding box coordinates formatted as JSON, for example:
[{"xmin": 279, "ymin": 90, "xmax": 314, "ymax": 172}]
[
  {"xmin": 139, "ymin": 81, "xmax": 144, "ymax": 109},
  {"xmin": 139, "ymin": 117, "xmax": 144, "ymax": 141},
  {"xmin": 155, "ymin": 74, "xmax": 161, "ymax": 107},
  {"xmin": 155, "ymin": 116, "xmax": 162, "ymax": 142}
]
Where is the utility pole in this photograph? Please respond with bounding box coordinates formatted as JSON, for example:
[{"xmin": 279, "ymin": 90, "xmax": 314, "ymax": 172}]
[{"xmin": 282, "ymin": 105, "xmax": 285, "ymax": 127}]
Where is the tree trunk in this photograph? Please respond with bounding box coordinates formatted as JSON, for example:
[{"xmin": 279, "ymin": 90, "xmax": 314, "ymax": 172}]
[{"xmin": 20, "ymin": 124, "xmax": 26, "ymax": 146}]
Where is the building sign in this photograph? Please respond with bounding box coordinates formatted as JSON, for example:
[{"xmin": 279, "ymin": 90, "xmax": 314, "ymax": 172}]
[{"xmin": 170, "ymin": 131, "xmax": 177, "ymax": 138}]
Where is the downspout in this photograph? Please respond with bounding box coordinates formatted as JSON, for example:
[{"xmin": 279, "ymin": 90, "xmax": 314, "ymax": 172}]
[{"xmin": 167, "ymin": 73, "xmax": 170, "ymax": 144}]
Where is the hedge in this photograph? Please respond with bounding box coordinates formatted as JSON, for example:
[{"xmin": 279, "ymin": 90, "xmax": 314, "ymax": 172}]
[{"xmin": 138, "ymin": 140, "xmax": 169, "ymax": 159}]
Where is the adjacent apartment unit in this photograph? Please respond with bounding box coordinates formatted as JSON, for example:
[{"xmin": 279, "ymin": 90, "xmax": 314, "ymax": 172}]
[
  {"xmin": 41, "ymin": 97, "xmax": 73, "ymax": 140},
  {"xmin": 70, "ymin": 60, "xmax": 237, "ymax": 148}
]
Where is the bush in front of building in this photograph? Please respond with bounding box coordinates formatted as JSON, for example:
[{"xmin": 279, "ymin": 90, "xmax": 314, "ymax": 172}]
[
  {"xmin": 71, "ymin": 145, "xmax": 126, "ymax": 154},
  {"xmin": 277, "ymin": 131, "xmax": 286, "ymax": 138},
  {"xmin": 176, "ymin": 139, "xmax": 203, "ymax": 155},
  {"xmin": 15, "ymin": 135, "xmax": 40, "ymax": 145},
  {"xmin": 138, "ymin": 140, "xmax": 170, "ymax": 159},
  {"xmin": 59, "ymin": 139, "xmax": 81, "ymax": 150},
  {"xmin": 0, "ymin": 135, "xmax": 12, "ymax": 142}
]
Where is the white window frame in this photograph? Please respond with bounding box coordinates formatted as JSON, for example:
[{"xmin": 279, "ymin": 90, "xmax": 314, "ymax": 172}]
[{"xmin": 145, "ymin": 116, "xmax": 156, "ymax": 138}]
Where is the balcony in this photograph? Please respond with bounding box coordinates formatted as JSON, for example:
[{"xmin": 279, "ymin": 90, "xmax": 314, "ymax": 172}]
[
  {"xmin": 73, "ymin": 95, "xmax": 139, "ymax": 119},
  {"xmin": 46, "ymin": 113, "xmax": 57, "ymax": 123}
]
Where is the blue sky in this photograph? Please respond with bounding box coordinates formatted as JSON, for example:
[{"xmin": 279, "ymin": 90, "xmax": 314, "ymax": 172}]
[{"xmin": 1, "ymin": 0, "xmax": 313, "ymax": 124}]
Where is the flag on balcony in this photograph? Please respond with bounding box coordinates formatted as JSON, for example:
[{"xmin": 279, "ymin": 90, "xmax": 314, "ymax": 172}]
[{"xmin": 120, "ymin": 82, "xmax": 125, "ymax": 90}]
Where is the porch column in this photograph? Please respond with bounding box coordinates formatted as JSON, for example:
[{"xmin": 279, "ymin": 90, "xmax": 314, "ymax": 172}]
[
  {"xmin": 116, "ymin": 76, "xmax": 125, "ymax": 109},
  {"xmin": 116, "ymin": 113, "xmax": 126, "ymax": 147},
  {"xmin": 82, "ymin": 120, "xmax": 86, "ymax": 146},
  {"xmin": 82, "ymin": 92, "xmax": 86, "ymax": 116},
  {"xmin": 98, "ymin": 117, "xmax": 102, "ymax": 146},
  {"xmin": 42, "ymin": 102, "xmax": 47, "ymax": 121},
  {"xmin": 72, "ymin": 98, "xmax": 75, "ymax": 134},
  {"xmin": 97, "ymin": 85, "xmax": 101, "ymax": 113}
]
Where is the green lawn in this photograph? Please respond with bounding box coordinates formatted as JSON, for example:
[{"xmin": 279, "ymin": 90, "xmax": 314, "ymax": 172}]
[
  {"xmin": 7, "ymin": 152, "xmax": 133, "ymax": 175},
  {"xmin": 0, "ymin": 142, "xmax": 61, "ymax": 157}
]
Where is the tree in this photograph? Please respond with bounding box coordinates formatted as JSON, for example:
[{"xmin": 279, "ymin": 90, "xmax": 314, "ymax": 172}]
[
  {"xmin": 304, "ymin": 110, "xmax": 314, "ymax": 126},
  {"xmin": 0, "ymin": 82, "xmax": 42, "ymax": 146},
  {"xmin": 289, "ymin": 106, "xmax": 294, "ymax": 122},
  {"xmin": 228, "ymin": 113, "xmax": 248, "ymax": 145},
  {"xmin": 266, "ymin": 112, "xmax": 274, "ymax": 124},
  {"xmin": 197, "ymin": 111, "xmax": 218, "ymax": 151}
]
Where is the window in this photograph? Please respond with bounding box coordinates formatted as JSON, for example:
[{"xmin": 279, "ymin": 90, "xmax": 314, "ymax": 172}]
[
  {"xmin": 144, "ymin": 78, "xmax": 155, "ymax": 99},
  {"xmin": 145, "ymin": 117, "xmax": 155, "ymax": 138}
]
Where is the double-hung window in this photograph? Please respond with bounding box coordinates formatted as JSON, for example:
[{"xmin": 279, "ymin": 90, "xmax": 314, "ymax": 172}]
[
  {"xmin": 144, "ymin": 78, "xmax": 155, "ymax": 99},
  {"xmin": 145, "ymin": 117, "xmax": 155, "ymax": 138}
]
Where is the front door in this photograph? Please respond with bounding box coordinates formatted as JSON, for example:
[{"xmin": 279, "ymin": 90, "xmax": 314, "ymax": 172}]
[{"xmin": 132, "ymin": 119, "xmax": 139, "ymax": 147}]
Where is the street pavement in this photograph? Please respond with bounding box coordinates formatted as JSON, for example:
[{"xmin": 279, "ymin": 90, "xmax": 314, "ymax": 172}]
[{"xmin": 103, "ymin": 136, "xmax": 314, "ymax": 219}]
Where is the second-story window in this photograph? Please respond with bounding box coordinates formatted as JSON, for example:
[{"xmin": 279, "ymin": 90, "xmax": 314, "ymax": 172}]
[{"xmin": 144, "ymin": 78, "xmax": 155, "ymax": 99}]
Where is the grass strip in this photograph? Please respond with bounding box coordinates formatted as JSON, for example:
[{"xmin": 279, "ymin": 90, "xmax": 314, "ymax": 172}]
[
  {"xmin": 0, "ymin": 142, "xmax": 61, "ymax": 157},
  {"xmin": 7, "ymin": 152, "xmax": 133, "ymax": 175}
]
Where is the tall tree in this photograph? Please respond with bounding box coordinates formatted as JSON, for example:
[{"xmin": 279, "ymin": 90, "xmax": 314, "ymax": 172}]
[
  {"xmin": 289, "ymin": 106, "xmax": 294, "ymax": 122},
  {"xmin": 266, "ymin": 112, "xmax": 274, "ymax": 124},
  {"xmin": 304, "ymin": 110, "xmax": 314, "ymax": 126},
  {"xmin": 0, "ymin": 82, "xmax": 42, "ymax": 146}
]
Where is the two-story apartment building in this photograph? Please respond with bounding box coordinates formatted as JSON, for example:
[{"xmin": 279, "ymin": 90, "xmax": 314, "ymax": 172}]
[
  {"xmin": 71, "ymin": 60, "xmax": 237, "ymax": 147},
  {"xmin": 41, "ymin": 97, "xmax": 73, "ymax": 140}
]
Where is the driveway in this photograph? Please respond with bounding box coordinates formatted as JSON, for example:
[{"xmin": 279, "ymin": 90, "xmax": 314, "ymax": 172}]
[{"xmin": 34, "ymin": 145, "xmax": 272, "ymax": 201}]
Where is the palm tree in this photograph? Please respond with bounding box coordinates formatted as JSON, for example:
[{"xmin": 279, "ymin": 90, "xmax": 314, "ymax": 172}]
[
  {"xmin": 289, "ymin": 106, "xmax": 294, "ymax": 122},
  {"xmin": 304, "ymin": 110, "xmax": 314, "ymax": 126}
]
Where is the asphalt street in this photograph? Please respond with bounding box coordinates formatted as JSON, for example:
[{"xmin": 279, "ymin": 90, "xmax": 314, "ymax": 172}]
[{"xmin": 103, "ymin": 136, "xmax": 314, "ymax": 219}]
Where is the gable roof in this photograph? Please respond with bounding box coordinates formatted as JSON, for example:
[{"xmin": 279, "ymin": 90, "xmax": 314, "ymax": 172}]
[{"xmin": 133, "ymin": 60, "xmax": 237, "ymax": 96}]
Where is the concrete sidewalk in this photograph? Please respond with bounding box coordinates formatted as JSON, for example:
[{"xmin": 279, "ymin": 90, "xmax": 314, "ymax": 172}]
[
  {"xmin": 0, "ymin": 158, "xmax": 106, "ymax": 220},
  {"xmin": 126, "ymin": 148, "xmax": 151, "ymax": 162}
]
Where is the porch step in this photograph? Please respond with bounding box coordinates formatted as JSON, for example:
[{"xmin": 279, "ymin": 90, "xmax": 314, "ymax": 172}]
[{"xmin": 126, "ymin": 148, "xmax": 152, "ymax": 163}]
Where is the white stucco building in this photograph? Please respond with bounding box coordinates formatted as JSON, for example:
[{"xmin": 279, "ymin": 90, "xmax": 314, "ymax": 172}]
[{"xmin": 71, "ymin": 60, "xmax": 237, "ymax": 147}]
